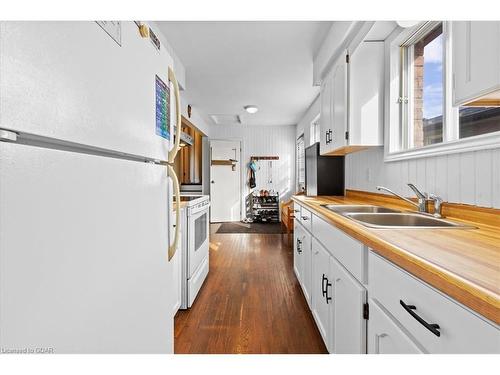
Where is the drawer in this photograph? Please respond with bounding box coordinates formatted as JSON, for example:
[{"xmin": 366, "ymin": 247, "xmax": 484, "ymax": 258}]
[
  {"xmin": 298, "ymin": 205, "xmax": 312, "ymax": 232},
  {"xmin": 368, "ymin": 299, "xmax": 424, "ymax": 354},
  {"xmin": 312, "ymin": 214, "xmax": 366, "ymax": 283},
  {"xmin": 369, "ymin": 251, "xmax": 500, "ymax": 353}
]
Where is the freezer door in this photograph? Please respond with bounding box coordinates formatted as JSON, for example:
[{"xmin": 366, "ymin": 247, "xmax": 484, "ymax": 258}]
[
  {"xmin": 0, "ymin": 142, "xmax": 174, "ymax": 353},
  {"xmin": 0, "ymin": 21, "xmax": 176, "ymax": 160}
]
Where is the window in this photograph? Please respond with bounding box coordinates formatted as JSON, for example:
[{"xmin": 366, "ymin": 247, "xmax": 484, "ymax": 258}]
[
  {"xmin": 401, "ymin": 23, "xmax": 444, "ymax": 149},
  {"xmin": 387, "ymin": 21, "xmax": 500, "ymax": 160},
  {"xmin": 310, "ymin": 114, "xmax": 320, "ymax": 145},
  {"xmin": 296, "ymin": 135, "xmax": 305, "ymax": 192},
  {"xmin": 459, "ymin": 106, "xmax": 500, "ymax": 139}
]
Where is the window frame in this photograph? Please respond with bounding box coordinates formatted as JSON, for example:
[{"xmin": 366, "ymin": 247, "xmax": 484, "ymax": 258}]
[
  {"xmin": 296, "ymin": 134, "xmax": 305, "ymax": 192},
  {"xmin": 384, "ymin": 21, "xmax": 500, "ymax": 162},
  {"xmin": 310, "ymin": 113, "xmax": 320, "ymax": 145}
]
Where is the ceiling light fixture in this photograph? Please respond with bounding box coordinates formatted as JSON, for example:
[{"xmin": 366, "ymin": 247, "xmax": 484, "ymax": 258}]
[{"xmin": 244, "ymin": 105, "xmax": 258, "ymax": 114}]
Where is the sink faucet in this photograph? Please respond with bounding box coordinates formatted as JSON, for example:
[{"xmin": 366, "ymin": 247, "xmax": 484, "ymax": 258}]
[{"xmin": 377, "ymin": 184, "xmax": 428, "ymax": 213}]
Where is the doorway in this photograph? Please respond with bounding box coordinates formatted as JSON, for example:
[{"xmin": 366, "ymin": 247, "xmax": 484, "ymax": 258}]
[{"xmin": 209, "ymin": 140, "xmax": 241, "ymax": 222}]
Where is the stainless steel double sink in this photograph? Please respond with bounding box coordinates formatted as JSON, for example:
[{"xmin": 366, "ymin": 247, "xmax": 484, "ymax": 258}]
[{"xmin": 320, "ymin": 204, "xmax": 475, "ymax": 229}]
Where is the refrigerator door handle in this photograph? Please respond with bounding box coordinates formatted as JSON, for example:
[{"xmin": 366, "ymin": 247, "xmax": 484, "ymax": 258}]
[
  {"xmin": 168, "ymin": 66, "xmax": 182, "ymax": 164},
  {"xmin": 167, "ymin": 164, "xmax": 181, "ymax": 261}
]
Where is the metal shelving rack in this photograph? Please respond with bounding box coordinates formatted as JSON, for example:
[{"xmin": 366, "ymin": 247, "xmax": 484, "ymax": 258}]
[{"xmin": 249, "ymin": 193, "xmax": 280, "ymax": 223}]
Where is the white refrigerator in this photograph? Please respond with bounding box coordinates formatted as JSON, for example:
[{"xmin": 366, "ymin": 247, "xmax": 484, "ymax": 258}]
[{"xmin": 0, "ymin": 22, "xmax": 182, "ymax": 353}]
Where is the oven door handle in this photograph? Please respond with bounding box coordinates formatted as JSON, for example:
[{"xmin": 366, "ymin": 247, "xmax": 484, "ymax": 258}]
[{"xmin": 167, "ymin": 164, "xmax": 181, "ymax": 261}]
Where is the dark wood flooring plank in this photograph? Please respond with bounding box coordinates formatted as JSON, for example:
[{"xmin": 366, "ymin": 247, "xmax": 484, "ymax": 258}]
[{"xmin": 174, "ymin": 230, "xmax": 327, "ymax": 354}]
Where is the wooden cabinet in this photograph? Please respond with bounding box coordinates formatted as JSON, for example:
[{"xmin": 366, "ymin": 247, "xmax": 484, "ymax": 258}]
[
  {"xmin": 331, "ymin": 256, "xmax": 367, "ymax": 354},
  {"xmin": 368, "ymin": 299, "xmax": 424, "ymax": 354},
  {"xmin": 452, "ymin": 21, "xmax": 500, "ymax": 105},
  {"xmin": 319, "ymin": 41, "xmax": 384, "ymax": 156},
  {"xmin": 311, "ymin": 238, "xmax": 333, "ymax": 351}
]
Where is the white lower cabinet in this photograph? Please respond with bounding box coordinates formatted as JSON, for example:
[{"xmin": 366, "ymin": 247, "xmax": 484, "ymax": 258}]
[
  {"xmin": 312, "ymin": 238, "xmax": 333, "ymax": 351},
  {"xmin": 301, "ymin": 229, "xmax": 312, "ymax": 308},
  {"xmin": 293, "ymin": 220, "xmax": 312, "ymax": 308},
  {"xmin": 293, "ymin": 203, "xmax": 500, "ymax": 354},
  {"xmin": 368, "ymin": 299, "xmax": 424, "ymax": 354},
  {"xmin": 293, "ymin": 221, "xmax": 303, "ymax": 282},
  {"xmin": 369, "ymin": 251, "xmax": 500, "ymax": 354},
  {"xmin": 331, "ymin": 256, "xmax": 367, "ymax": 354}
]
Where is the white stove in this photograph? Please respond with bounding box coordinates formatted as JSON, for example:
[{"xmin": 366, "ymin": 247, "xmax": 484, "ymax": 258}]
[{"xmin": 176, "ymin": 194, "xmax": 210, "ymax": 309}]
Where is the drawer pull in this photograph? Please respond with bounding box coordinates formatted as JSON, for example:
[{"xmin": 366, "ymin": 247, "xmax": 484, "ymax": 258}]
[
  {"xmin": 301, "ymin": 216, "xmax": 309, "ymax": 221},
  {"xmin": 400, "ymin": 300, "xmax": 441, "ymax": 337}
]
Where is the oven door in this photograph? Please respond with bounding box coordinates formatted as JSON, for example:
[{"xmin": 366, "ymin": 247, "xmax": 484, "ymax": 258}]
[{"xmin": 187, "ymin": 206, "xmax": 210, "ymax": 278}]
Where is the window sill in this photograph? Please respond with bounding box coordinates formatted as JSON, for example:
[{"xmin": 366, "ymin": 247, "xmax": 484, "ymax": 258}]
[{"xmin": 384, "ymin": 131, "xmax": 500, "ymax": 162}]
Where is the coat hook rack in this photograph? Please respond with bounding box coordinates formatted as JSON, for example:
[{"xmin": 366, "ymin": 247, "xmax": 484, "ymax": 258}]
[{"xmin": 250, "ymin": 156, "xmax": 279, "ymax": 161}]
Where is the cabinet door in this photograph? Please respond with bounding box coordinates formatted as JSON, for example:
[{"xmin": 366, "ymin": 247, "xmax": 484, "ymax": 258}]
[
  {"xmin": 312, "ymin": 238, "xmax": 333, "ymax": 350},
  {"xmin": 349, "ymin": 42, "xmax": 384, "ymax": 146},
  {"xmin": 331, "ymin": 60, "xmax": 348, "ymax": 152},
  {"xmin": 331, "ymin": 256, "xmax": 367, "ymax": 354},
  {"xmin": 301, "ymin": 230, "xmax": 312, "ymax": 308},
  {"xmin": 453, "ymin": 21, "xmax": 500, "ymax": 105},
  {"xmin": 293, "ymin": 222, "xmax": 304, "ymax": 283},
  {"xmin": 319, "ymin": 73, "xmax": 333, "ymax": 155},
  {"xmin": 368, "ymin": 299, "xmax": 424, "ymax": 354}
]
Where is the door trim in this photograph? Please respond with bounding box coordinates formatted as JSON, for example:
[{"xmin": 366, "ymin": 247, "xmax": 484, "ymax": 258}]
[{"xmin": 209, "ymin": 139, "xmax": 242, "ymax": 222}]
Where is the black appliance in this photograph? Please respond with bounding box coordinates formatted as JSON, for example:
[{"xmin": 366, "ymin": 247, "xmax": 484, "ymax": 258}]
[{"xmin": 305, "ymin": 142, "xmax": 344, "ymax": 196}]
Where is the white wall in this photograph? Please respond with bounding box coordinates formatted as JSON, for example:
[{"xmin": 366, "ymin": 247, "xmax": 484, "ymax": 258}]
[
  {"xmin": 209, "ymin": 125, "xmax": 296, "ymax": 218},
  {"xmin": 180, "ymin": 94, "xmax": 211, "ymax": 137},
  {"xmin": 296, "ymin": 94, "xmax": 320, "ymax": 147},
  {"xmin": 345, "ymin": 147, "xmax": 500, "ymax": 209}
]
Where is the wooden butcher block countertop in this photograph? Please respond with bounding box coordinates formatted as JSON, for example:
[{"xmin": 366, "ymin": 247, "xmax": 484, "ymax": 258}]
[{"xmin": 292, "ymin": 190, "xmax": 500, "ymax": 325}]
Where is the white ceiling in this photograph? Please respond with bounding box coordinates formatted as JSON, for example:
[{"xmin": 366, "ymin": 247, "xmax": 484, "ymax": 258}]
[{"xmin": 157, "ymin": 21, "xmax": 333, "ymax": 127}]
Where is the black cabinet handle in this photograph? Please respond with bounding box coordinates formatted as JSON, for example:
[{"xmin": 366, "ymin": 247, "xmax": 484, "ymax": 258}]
[
  {"xmin": 325, "ymin": 130, "xmax": 329, "ymax": 144},
  {"xmin": 400, "ymin": 300, "xmax": 441, "ymax": 337},
  {"xmin": 322, "ymin": 274, "xmax": 332, "ymax": 303},
  {"xmin": 328, "ymin": 129, "xmax": 333, "ymax": 143},
  {"xmin": 296, "ymin": 238, "xmax": 302, "ymax": 254},
  {"xmin": 322, "ymin": 274, "xmax": 327, "ymax": 297},
  {"xmin": 301, "ymin": 216, "xmax": 309, "ymax": 221},
  {"xmin": 325, "ymin": 278, "xmax": 332, "ymax": 304}
]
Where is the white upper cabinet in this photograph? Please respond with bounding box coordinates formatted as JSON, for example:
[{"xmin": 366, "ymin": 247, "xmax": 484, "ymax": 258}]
[
  {"xmin": 452, "ymin": 21, "xmax": 500, "ymax": 105},
  {"xmin": 319, "ymin": 41, "xmax": 384, "ymax": 156},
  {"xmin": 319, "ymin": 72, "xmax": 334, "ymax": 155}
]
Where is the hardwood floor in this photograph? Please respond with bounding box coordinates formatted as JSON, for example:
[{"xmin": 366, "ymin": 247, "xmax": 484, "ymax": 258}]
[{"xmin": 174, "ymin": 227, "xmax": 328, "ymax": 354}]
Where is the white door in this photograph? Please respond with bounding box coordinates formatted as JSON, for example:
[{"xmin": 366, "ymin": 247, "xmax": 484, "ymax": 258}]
[
  {"xmin": 0, "ymin": 142, "xmax": 173, "ymax": 353},
  {"xmin": 293, "ymin": 222, "xmax": 304, "ymax": 282},
  {"xmin": 331, "ymin": 59, "xmax": 348, "ymax": 152},
  {"xmin": 311, "ymin": 239, "xmax": 333, "ymax": 351},
  {"xmin": 319, "ymin": 73, "xmax": 333, "ymax": 155},
  {"xmin": 331, "ymin": 256, "xmax": 367, "ymax": 353},
  {"xmin": 210, "ymin": 140, "xmax": 241, "ymax": 222},
  {"xmin": 301, "ymin": 230, "xmax": 312, "ymax": 308},
  {"xmin": 452, "ymin": 21, "xmax": 500, "ymax": 105},
  {"xmin": 0, "ymin": 22, "xmax": 176, "ymax": 161},
  {"xmin": 367, "ymin": 299, "xmax": 424, "ymax": 354}
]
